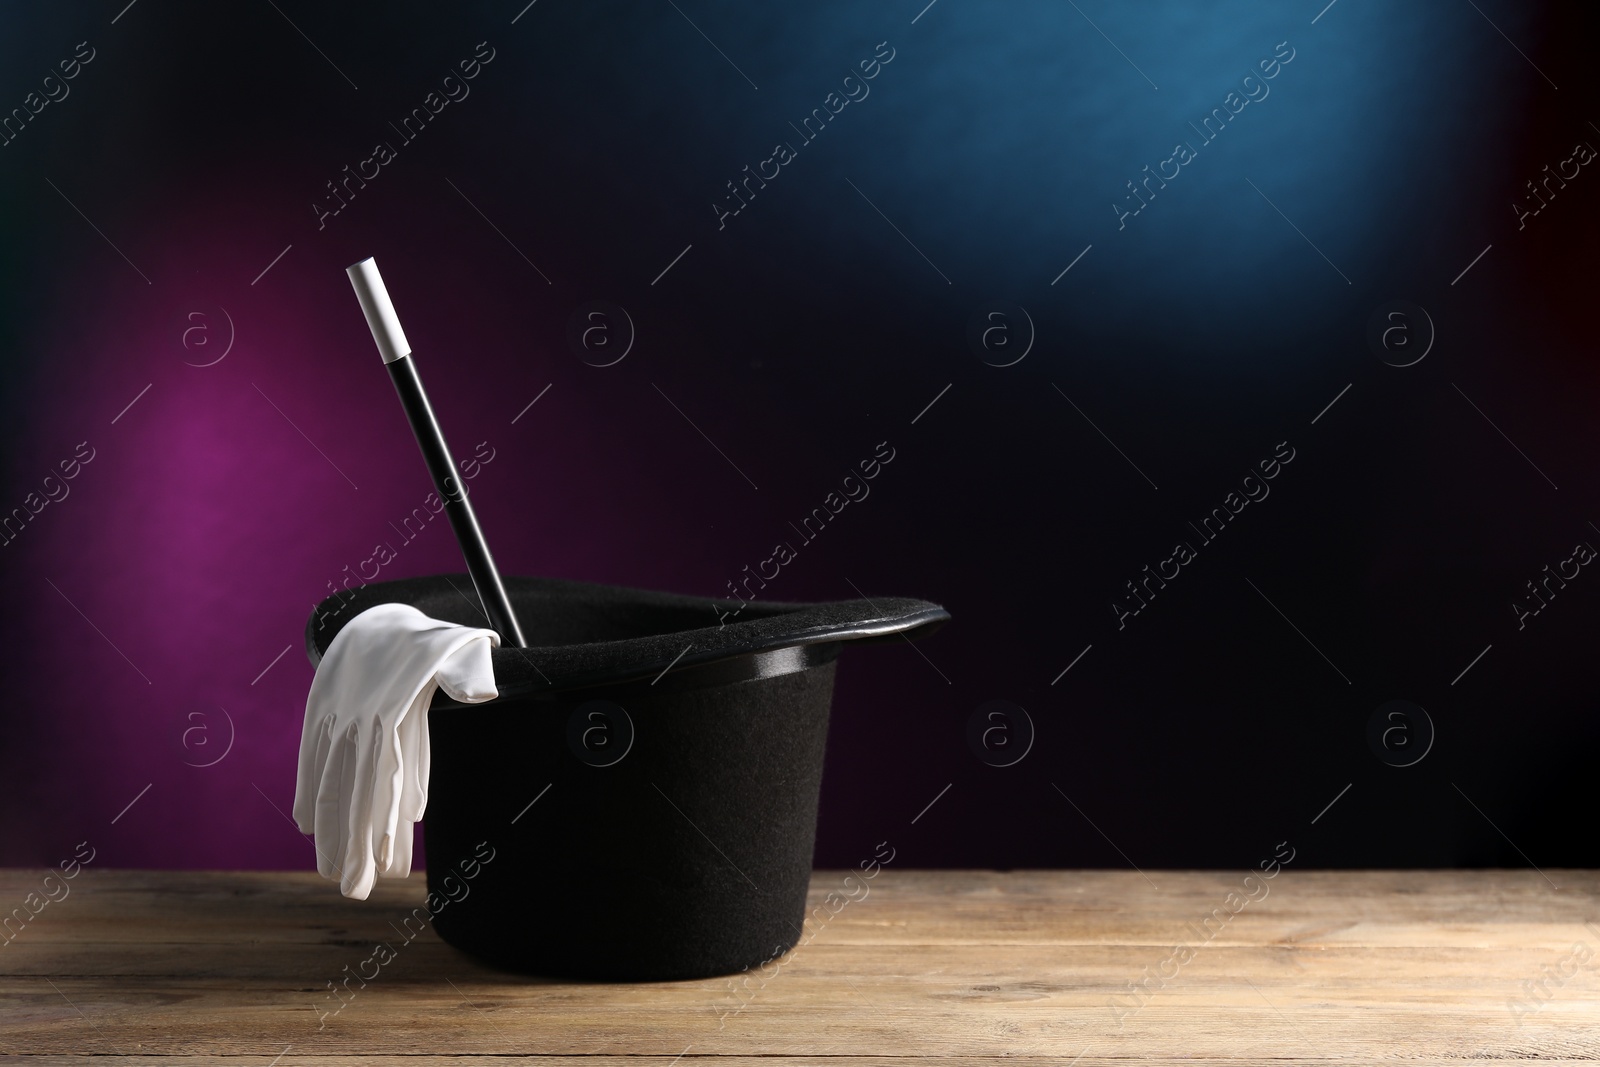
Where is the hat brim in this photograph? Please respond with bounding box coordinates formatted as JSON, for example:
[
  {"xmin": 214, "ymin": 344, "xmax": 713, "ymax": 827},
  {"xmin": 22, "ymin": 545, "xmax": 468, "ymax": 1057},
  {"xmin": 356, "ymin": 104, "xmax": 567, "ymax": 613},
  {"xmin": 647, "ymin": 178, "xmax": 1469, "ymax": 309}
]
[{"xmin": 304, "ymin": 574, "xmax": 949, "ymax": 702}]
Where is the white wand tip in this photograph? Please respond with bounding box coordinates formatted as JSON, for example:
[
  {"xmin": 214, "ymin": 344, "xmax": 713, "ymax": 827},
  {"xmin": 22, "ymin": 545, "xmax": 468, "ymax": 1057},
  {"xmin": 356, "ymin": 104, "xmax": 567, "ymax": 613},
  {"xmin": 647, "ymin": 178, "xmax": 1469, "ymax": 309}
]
[{"xmin": 346, "ymin": 257, "xmax": 412, "ymax": 364}]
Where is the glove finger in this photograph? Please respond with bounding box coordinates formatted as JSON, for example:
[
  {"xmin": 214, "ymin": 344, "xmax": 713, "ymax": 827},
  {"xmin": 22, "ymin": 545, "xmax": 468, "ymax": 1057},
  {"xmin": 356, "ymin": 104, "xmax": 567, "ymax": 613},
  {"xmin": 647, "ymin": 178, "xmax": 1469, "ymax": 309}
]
[
  {"xmin": 382, "ymin": 818, "xmax": 414, "ymax": 879},
  {"xmin": 371, "ymin": 704, "xmax": 408, "ymax": 875},
  {"xmin": 295, "ymin": 713, "xmax": 334, "ymax": 835},
  {"xmin": 313, "ymin": 719, "xmax": 357, "ymax": 882},
  {"xmin": 396, "ymin": 688, "xmax": 430, "ymax": 825},
  {"xmin": 412, "ymin": 701, "xmax": 431, "ymax": 821},
  {"xmin": 340, "ymin": 720, "xmax": 381, "ymax": 900}
]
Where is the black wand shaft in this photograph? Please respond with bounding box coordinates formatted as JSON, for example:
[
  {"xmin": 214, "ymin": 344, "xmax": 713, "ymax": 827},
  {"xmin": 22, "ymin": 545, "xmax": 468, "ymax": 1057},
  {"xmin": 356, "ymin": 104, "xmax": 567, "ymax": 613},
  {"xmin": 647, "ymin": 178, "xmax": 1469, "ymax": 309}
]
[
  {"xmin": 347, "ymin": 256, "xmax": 527, "ymax": 647},
  {"xmin": 385, "ymin": 353, "xmax": 527, "ymax": 647}
]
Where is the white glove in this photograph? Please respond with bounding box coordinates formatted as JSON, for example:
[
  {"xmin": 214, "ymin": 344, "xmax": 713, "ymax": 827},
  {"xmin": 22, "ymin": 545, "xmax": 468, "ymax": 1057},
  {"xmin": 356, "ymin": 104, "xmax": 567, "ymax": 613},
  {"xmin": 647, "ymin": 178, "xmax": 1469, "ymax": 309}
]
[{"xmin": 292, "ymin": 603, "xmax": 499, "ymax": 899}]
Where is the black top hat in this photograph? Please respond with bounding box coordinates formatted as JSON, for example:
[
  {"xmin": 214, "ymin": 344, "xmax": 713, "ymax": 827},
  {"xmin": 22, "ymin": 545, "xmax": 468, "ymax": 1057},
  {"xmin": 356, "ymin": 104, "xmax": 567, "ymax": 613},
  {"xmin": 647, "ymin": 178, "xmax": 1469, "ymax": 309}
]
[{"xmin": 303, "ymin": 573, "xmax": 948, "ymax": 980}]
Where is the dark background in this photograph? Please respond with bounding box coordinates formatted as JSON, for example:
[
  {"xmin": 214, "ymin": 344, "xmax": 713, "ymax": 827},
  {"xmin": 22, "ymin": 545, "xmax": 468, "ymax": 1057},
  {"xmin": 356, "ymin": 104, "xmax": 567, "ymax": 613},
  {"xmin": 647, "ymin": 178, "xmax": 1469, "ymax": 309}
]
[{"xmin": 0, "ymin": 0, "xmax": 1594, "ymax": 874}]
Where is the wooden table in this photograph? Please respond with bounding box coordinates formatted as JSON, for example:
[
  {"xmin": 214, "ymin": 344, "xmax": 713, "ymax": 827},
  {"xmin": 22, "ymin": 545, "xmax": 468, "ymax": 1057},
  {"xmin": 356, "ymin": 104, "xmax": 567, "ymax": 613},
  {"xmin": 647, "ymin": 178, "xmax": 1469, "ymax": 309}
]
[{"xmin": 3, "ymin": 868, "xmax": 1598, "ymax": 1063}]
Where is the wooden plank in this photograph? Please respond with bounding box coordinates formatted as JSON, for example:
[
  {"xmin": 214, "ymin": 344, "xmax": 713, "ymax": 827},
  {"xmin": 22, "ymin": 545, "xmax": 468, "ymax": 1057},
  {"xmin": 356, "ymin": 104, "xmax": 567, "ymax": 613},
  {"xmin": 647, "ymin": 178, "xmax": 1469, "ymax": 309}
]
[
  {"xmin": 1, "ymin": 869, "xmax": 1597, "ymax": 1061},
  {"xmin": 4, "ymin": 971, "xmax": 1598, "ymax": 1057},
  {"xmin": 6, "ymin": 1061, "xmax": 1600, "ymax": 1067}
]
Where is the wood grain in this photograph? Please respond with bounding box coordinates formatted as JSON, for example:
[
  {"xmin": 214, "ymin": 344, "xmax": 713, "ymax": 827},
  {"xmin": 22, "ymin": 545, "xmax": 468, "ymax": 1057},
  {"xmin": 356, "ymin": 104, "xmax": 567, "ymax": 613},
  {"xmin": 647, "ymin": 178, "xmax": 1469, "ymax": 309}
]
[{"xmin": 1, "ymin": 869, "xmax": 1597, "ymax": 1062}]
